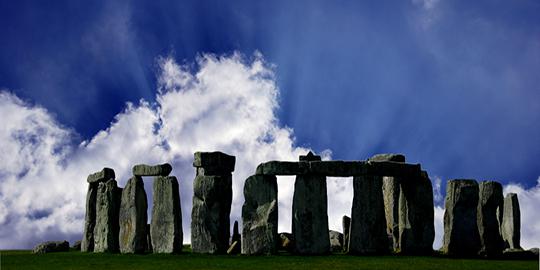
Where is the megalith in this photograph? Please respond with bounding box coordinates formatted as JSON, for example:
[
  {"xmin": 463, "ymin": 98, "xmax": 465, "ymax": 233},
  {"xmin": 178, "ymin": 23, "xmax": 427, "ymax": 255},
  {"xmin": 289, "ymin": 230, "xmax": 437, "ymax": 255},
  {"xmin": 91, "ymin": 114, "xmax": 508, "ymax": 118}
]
[
  {"xmin": 342, "ymin": 215, "xmax": 351, "ymax": 252},
  {"xmin": 133, "ymin": 163, "xmax": 172, "ymax": 177},
  {"xmin": 442, "ymin": 179, "xmax": 481, "ymax": 256},
  {"xmin": 477, "ymin": 181, "xmax": 505, "ymax": 257},
  {"xmin": 229, "ymin": 220, "xmax": 241, "ymax": 254},
  {"xmin": 151, "ymin": 176, "xmax": 183, "ymax": 254},
  {"xmin": 241, "ymin": 174, "xmax": 278, "ymax": 255},
  {"xmin": 93, "ymin": 179, "xmax": 121, "ymax": 253},
  {"xmin": 292, "ymin": 152, "xmax": 330, "ymax": 255},
  {"xmin": 398, "ymin": 170, "xmax": 434, "ymax": 255},
  {"xmin": 349, "ymin": 174, "xmax": 388, "ymax": 254},
  {"xmin": 119, "ymin": 176, "xmax": 148, "ymax": 254},
  {"xmin": 191, "ymin": 151, "xmax": 235, "ymax": 254},
  {"xmin": 502, "ymin": 193, "xmax": 521, "ymax": 250},
  {"xmin": 82, "ymin": 168, "xmax": 115, "ymax": 252}
]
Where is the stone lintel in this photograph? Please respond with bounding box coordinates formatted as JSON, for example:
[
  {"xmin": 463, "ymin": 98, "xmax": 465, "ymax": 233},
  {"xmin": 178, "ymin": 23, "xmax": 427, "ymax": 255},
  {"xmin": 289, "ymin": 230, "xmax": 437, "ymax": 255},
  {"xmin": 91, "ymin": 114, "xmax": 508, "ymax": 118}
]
[
  {"xmin": 87, "ymin": 167, "xmax": 115, "ymax": 183},
  {"xmin": 193, "ymin": 151, "xmax": 235, "ymax": 172}
]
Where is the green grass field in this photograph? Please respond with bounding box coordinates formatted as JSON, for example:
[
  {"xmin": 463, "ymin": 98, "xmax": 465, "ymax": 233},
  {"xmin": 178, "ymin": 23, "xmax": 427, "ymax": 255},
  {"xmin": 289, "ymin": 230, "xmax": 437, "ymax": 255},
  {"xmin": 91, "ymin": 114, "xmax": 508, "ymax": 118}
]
[{"xmin": 1, "ymin": 249, "xmax": 538, "ymax": 270}]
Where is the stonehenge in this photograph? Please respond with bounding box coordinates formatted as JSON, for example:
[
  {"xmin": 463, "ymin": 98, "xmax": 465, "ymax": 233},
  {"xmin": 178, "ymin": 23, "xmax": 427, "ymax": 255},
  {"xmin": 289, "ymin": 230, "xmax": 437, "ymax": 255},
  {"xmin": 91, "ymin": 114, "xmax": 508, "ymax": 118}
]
[{"xmin": 77, "ymin": 151, "xmax": 524, "ymax": 259}]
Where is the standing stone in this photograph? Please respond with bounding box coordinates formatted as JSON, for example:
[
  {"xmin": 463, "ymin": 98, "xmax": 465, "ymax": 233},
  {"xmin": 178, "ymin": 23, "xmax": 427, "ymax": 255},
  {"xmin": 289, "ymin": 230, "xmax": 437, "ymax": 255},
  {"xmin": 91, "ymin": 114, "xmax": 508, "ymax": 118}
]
[
  {"xmin": 442, "ymin": 179, "xmax": 481, "ymax": 256},
  {"xmin": 81, "ymin": 183, "xmax": 98, "ymax": 252},
  {"xmin": 477, "ymin": 181, "xmax": 505, "ymax": 257},
  {"xmin": 229, "ymin": 221, "xmax": 241, "ymax": 254},
  {"xmin": 241, "ymin": 175, "xmax": 278, "ymax": 255},
  {"xmin": 119, "ymin": 176, "xmax": 148, "ymax": 254},
  {"xmin": 342, "ymin": 215, "xmax": 351, "ymax": 252},
  {"xmin": 502, "ymin": 193, "xmax": 521, "ymax": 250},
  {"xmin": 382, "ymin": 176, "xmax": 401, "ymax": 251},
  {"xmin": 329, "ymin": 230, "xmax": 344, "ymax": 252},
  {"xmin": 398, "ymin": 171, "xmax": 435, "ymax": 255},
  {"xmin": 87, "ymin": 168, "xmax": 115, "ymax": 184},
  {"xmin": 94, "ymin": 179, "xmax": 121, "ymax": 253},
  {"xmin": 293, "ymin": 152, "xmax": 330, "ymax": 255},
  {"xmin": 146, "ymin": 224, "xmax": 153, "ymax": 253},
  {"xmin": 349, "ymin": 175, "xmax": 389, "ymax": 254},
  {"xmin": 191, "ymin": 151, "xmax": 235, "ymax": 254},
  {"xmin": 151, "ymin": 176, "xmax": 183, "ymax": 254}
]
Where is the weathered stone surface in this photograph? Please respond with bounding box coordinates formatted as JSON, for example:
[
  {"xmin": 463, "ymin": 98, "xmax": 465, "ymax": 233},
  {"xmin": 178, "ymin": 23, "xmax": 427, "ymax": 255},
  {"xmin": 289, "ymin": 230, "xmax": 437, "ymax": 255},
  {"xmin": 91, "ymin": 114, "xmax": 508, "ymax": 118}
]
[
  {"xmin": 241, "ymin": 175, "xmax": 278, "ymax": 255},
  {"xmin": 279, "ymin": 233, "xmax": 295, "ymax": 252},
  {"xmin": 119, "ymin": 176, "xmax": 148, "ymax": 254},
  {"xmin": 329, "ymin": 230, "xmax": 344, "ymax": 252},
  {"xmin": 87, "ymin": 168, "xmax": 115, "ymax": 183},
  {"xmin": 349, "ymin": 175, "xmax": 389, "ymax": 254},
  {"xmin": 398, "ymin": 171, "xmax": 434, "ymax": 255},
  {"xmin": 81, "ymin": 183, "xmax": 98, "ymax": 252},
  {"xmin": 442, "ymin": 179, "xmax": 481, "ymax": 256},
  {"xmin": 72, "ymin": 240, "xmax": 81, "ymax": 250},
  {"xmin": 229, "ymin": 220, "xmax": 241, "ymax": 254},
  {"xmin": 191, "ymin": 174, "xmax": 232, "ymax": 254},
  {"xmin": 382, "ymin": 176, "xmax": 400, "ymax": 252},
  {"xmin": 477, "ymin": 181, "xmax": 505, "ymax": 257},
  {"xmin": 33, "ymin": 241, "xmax": 69, "ymax": 254},
  {"xmin": 293, "ymin": 173, "xmax": 330, "ymax": 254},
  {"xmin": 193, "ymin": 151, "xmax": 235, "ymax": 173},
  {"xmin": 151, "ymin": 176, "xmax": 183, "ymax": 254},
  {"xmin": 502, "ymin": 193, "xmax": 521, "ymax": 250},
  {"xmin": 368, "ymin": 153, "xmax": 406, "ymax": 163},
  {"xmin": 255, "ymin": 161, "xmax": 309, "ymax": 175},
  {"xmin": 132, "ymin": 163, "xmax": 172, "ymax": 177},
  {"xmin": 146, "ymin": 224, "xmax": 153, "ymax": 253},
  {"xmin": 94, "ymin": 179, "xmax": 121, "ymax": 253},
  {"xmin": 342, "ymin": 215, "xmax": 351, "ymax": 252}
]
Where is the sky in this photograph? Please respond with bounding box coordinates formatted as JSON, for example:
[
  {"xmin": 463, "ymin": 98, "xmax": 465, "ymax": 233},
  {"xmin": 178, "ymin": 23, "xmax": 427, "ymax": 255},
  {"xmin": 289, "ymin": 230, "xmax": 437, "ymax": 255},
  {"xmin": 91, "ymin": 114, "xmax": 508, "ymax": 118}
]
[{"xmin": 0, "ymin": 0, "xmax": 539, "ymax": 250}]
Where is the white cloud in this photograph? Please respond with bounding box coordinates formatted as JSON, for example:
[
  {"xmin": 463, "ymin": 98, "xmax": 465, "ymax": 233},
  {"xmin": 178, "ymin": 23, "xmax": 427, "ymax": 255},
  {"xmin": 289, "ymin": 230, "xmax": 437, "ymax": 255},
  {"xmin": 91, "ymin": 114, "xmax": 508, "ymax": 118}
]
[{"xmin": 433, "ymin": 206, "xmax": 444, "ymax": 250}]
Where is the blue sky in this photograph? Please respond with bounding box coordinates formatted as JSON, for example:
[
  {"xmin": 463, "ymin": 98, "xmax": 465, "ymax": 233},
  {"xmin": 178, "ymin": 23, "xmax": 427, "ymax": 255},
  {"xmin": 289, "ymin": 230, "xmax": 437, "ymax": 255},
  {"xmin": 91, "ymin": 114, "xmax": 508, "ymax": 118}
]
[{"xmin": 1, "ymin": 0, "xmax": 539, "ymax": 248}]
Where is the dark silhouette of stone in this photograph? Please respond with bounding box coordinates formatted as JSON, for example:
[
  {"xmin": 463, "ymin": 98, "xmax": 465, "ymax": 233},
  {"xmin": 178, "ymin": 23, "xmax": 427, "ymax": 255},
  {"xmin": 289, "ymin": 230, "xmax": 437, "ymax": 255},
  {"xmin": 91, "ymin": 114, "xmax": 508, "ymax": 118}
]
[
  {"xmin": 33, "ymin": 241, "xmax": 69, "ymax": 254},
  {"xmin": 255, "ymin": 161, "xmax": 310, "ymax": 175},
  {"xmin": 227, "ymin": 241, "xmax": 240, "ymax": 255},
  {"xmin": 229, "ymin": 220, "xmax": 241, "ymax": 254},
  {"xmin": 349, "ymin": 175, "xmax": 389, "ymax": 254},
  {"xmin": 146, "ymin": 224, "xmax": 153, "ymax": 253},
  {"xmin": 132, "ymin": 163, "xmax": 172, "ymax": 176},
  {"xmin": 502, "ymin": 193, "xmax": 521, "ymax": 250},
  {"xmin": 398, "ymin": 171, "xmax": 434, "ymax": 255},
  {"xmin": 241, "ymin": 174, "xmax": 278, "ymax": 255},
  {"xmin": 82, "ymin": 183, "xmax": 98, "ymax": 252},
  {"xmin": 191, "ymin": 151, "xmax": 234, "ymax": 254},
  {"xmin": 368, "ymin": 153, "xmax": 406, "ymax": 163},
  {"xmin": 151, "ymin": 176, "xmax": 183, "ymax": 254},
  {"xmin": 477, "ymin": 181, "xmax": 505, "ymax": 257},
  {"xmin": 329, "ymin": 230, "xmax": 344, "ymax": 252},
  {"xmin": 119, "ymin": 176, "xmax": 148, "ymax": 254},
  {"xmin": 72, "ymin": 240, "xmax": 81, "ymax": 250},
  {"xmin": 93, "ymin": 179, "xmax": 121, "ymax": 253},
  {"xmin": 342, "ymin": 215, "xmax": 351, "ymax": 252},
  {"xmin": 87, "ymin": 168, "xmax": 115, "ymax": 184},
  {"xmin": 442, "ymin": 179, "xmax": 481, "ymax": 256},
  {"xmin": 279, "ymin": 233, "xmax": 295, "ymax": 252}
]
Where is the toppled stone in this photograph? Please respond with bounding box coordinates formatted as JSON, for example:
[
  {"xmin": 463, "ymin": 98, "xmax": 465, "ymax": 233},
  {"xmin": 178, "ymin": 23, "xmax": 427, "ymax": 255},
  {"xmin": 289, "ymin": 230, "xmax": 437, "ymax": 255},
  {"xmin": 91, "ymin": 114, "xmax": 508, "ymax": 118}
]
[
  {"xmin": 398, "ymin": 171, "xmax": 434, "ymax": 255},
  {"xmin": 241, "ymin": 175, "xmax": 278, "ymax": 255},
  {"xmin": 382, "ymin": 176, "xmax": 401, "ymax": 252},
  {"xmin": 279, "ymin": 233, "xmax": 295, "ymax": 252},
  {"xmin": 329, "ymin": 230, "xmax": 344, "ymax": 252},
  {"xmin": 349, "ymin": 175, "xmax": 389, "ymax": 254},
  {"xmin": 119, "ymin": 176, "xmax": 148, "ymax": 254},
  {"xmin": 368, "ymin": 153, "xmax": 406, "ymax": 163},
  {"xmin": 72, "ymin": 240, "xmax": 81, "ymax": 251},
  {"xmin": 502, "ymin": 193, "xmax": 521, "ymax": 250},
  {"xmin": 342, "ymin": 215, "xmax": 351, "ymax": 252},
  {"xmin": 87, "ymin": 168, "xmax": 115, "ymax": 184},
  {"xmin": 229, "ymin": 221, "xmax": 241, "ymax": 254},
  {"xmin": 442, "ymin": 179, "xmax": 481, "ymax": 256},
  {"xmin": 193, "ymin": 151, "xmax": 236, "ymax": 173},
  {"xmin": 33, "ymin": 241, "xmax": 70, "ymax": 254},
  {"xmin": 151, "ymin": 176, "xmax": 183, "ymax": 254},
  {"xmin": 293, "ymin": 172, "xmax": 330, "ymax": 254},
  {"xmin": 94, "ymin": 179, "xmax": 121, "ymax": 253},
  {"xmin": 477, "ymin": 181, "xmax": 505, "ymax": 257},
  {"xmin": 132, "ymin": 163, "xmax": 172, "ymax": 177},
  {"xmin": 81, "ymin": 183, "xmax": 98, "ymax": 252}
]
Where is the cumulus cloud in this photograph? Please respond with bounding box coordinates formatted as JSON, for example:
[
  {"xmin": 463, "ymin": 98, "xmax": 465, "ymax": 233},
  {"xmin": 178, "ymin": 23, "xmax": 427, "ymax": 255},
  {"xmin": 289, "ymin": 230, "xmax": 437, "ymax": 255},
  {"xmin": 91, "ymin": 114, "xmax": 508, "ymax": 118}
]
[{"xmin": 0, "ymin": 52, "xmax": 357, "ymax": 249}]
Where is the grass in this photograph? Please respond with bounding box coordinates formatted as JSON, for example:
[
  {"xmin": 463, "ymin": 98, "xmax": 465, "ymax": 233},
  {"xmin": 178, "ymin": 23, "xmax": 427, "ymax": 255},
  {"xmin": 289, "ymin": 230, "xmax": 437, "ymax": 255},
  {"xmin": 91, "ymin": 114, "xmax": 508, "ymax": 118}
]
[{"xmin": 1, "ymin": 248, "xmax": 538, "ymax": 270}]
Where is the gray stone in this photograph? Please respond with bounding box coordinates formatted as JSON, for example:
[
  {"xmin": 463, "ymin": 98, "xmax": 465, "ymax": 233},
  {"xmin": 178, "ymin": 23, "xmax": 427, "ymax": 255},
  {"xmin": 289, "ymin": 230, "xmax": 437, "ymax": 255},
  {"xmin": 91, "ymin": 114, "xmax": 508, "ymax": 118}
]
[
  {"xmin": 94, "ymin": 179, "xmax": 121, "ymax": 253},
  {"xmin": 368, "ymin": 153, "xmax": 406, "ymax": 163},
  {"xmin": 32, "ymin": 241, "xmax": 69, "ymax": 254},
  {"xmin": 146, "ymin": 224, "xmax": 153, "ymax": 253},
  {"xmin": 255, "ymin": 161, "xmax": 309, "ymax": 175},
  {"xmin": 398, "ymin": 171, "xmax": 434, "ymax": 255},
  {"xmin": 191, "ymin": 170, "xmax": 232, "ymax": 254},
  {"xmin": 87, "ymin": 168, "xmax": 115, "ymax": 184},
  {"xmin": 293, "ymin": 172, "xmax": 330, "ymax": 254},
  {"xmin": 72, "ymin": 240, "xmax": 81, "ymax": 250},
  {"xmin": 342, "ymin": 215, "xmax": 351, "ymax": 252},
  {"xmin": 241, "ymin": 175, "xmax": 278, "ymax": 255},
  {"xmin": 477, "ymin": 181, "xmax": 505, "ymax": 257},
  {"xmin": 279, "ymin": 233, "xmax": 295, "ymax": 252},
  {"xmin": 119, "ymin": 176, "xmax": 148, "ymax": 254},
  {"xmin": 193, "ymin": 151, "xmax": 236, "ymax": 173},
  {"xmin": 151, "ymin": 176, "xmax": 183, "ymax": 254},
  {"xmin": 382, "ymin": 176, "xmax": 400, "ymax": 252},
  {"xmin": 132, "ymin": 163, "xmax": 172, "ymax": 176},
  {"xmin": 502, "ymin": 193, "xmax": 521, "ymax": 250},
  {"xmin": 442, "ymin": 179, "xmax": 481, "ymax": 256},
  {"xmin": 81, "ymin": 183, "xmax": 98, "ymax": 252},
  {"xmin": 229, "ymin": 221, "xmax": 241, "ymax": 254},
  {"xmin": 329, "ymin": 230, "xmax": 344, "ymax": 252},
  {"xmin": 349, "ymin": 175, "xmax": 388, "ymax": 254}
]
